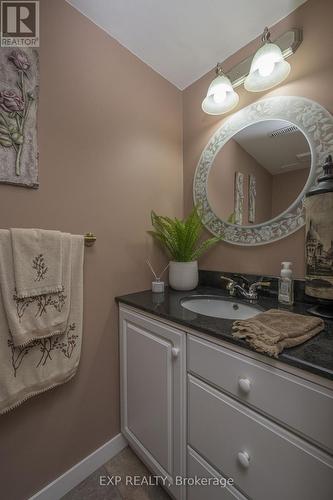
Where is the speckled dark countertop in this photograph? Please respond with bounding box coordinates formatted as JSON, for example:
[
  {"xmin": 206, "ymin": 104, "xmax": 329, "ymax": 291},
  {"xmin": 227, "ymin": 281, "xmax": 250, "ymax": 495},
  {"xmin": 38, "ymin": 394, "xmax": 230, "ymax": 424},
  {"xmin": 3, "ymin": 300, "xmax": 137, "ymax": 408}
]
[{"xmin": 116, "ymin": 286, "xmax": 333, "ymax": 381}]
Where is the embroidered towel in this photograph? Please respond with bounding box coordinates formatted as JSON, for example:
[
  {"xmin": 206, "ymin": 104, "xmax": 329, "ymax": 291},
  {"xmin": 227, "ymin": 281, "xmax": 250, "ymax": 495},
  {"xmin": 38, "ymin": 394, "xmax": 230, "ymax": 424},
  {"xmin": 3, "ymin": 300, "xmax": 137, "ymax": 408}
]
[
  {"xmin": 10, "ymin": 228, "xmax": 63, "ymax": 298},
  {"xmin": 0, "ymin": 233, "xmax": 84, "ymax": 415},
  {"xmin": 232, "ymin": 308, "xmax": 324, "ymax": 358},
  {"xmin": 0, "ymin": 231, "xmax": 71, "ymax": 347}
]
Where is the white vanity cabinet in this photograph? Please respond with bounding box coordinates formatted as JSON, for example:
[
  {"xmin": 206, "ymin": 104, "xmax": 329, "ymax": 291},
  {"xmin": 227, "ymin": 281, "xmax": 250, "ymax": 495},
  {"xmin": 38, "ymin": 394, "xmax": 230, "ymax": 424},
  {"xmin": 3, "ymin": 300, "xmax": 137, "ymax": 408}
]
[
  {"xmin": 119, "ymin": 305, "xmax": 333, "ymax": 500},
  {"xmin": 119, "ymin": 306, "xmax": 186, "ymax": 500}
]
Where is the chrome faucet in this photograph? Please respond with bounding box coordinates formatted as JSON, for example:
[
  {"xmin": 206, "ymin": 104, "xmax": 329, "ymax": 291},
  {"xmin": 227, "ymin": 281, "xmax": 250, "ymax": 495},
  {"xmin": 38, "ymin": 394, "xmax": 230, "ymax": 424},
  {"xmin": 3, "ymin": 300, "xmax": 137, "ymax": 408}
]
[{"xmin": 220, "ymin": 275, "xmax": 271, "ymax": 300}]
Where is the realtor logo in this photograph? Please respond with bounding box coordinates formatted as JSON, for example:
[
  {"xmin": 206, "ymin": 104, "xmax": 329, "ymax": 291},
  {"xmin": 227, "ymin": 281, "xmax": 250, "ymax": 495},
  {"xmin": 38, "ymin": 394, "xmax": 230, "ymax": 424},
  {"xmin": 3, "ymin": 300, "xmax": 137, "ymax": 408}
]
[{"xmin": 0, "ymin": 1, "xmax": 39, "ymax": 46}]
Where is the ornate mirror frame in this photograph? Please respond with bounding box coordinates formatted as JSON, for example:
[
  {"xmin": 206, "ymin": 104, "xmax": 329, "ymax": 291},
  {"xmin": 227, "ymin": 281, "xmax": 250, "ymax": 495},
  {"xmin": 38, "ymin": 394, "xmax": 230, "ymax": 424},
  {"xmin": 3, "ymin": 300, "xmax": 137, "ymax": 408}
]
[{"xmin": 193, "ymin": 96, "xmax": 333, "ymax": 246}]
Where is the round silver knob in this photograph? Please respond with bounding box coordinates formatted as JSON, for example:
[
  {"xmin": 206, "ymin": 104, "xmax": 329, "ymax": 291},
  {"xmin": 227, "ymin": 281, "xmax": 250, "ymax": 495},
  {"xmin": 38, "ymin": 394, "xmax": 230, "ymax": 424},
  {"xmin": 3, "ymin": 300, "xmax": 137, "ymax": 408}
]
[
  {"xmin": 237, "ymin": 451, "xmax": 250, "ymax": 468},
  {"xmin": 238, "ymin": 378, "xmax": 251, "ymax": 394},
  {"xmin": 171, "ymin": 347, "xmax": 180, "ymax": 358}
]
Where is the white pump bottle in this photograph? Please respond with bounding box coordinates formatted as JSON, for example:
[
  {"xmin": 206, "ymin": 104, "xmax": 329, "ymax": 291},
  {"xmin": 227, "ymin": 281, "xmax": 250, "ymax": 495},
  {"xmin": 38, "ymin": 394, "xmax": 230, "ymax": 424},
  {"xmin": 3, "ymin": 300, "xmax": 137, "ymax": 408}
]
[{"xmin": 278, "ymin": 262, "xmax": 294, "ymax": 305}]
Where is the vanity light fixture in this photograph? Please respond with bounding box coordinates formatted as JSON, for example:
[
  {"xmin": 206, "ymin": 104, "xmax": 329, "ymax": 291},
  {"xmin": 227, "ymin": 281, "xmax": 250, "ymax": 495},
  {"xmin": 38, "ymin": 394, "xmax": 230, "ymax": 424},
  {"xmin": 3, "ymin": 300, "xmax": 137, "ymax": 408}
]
[
  {"xmin": 244, "ymin": 27, "xmax": 291, "ymax": 92},
  {"xmin": 202, "ymin": 63, "xmax": 239, "ymax": 115}
]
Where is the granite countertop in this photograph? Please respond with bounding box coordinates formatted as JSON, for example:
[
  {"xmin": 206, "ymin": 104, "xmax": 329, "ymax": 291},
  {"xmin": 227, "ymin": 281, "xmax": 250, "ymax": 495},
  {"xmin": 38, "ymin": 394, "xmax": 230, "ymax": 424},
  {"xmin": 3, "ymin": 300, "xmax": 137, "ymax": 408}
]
[{"xmin": 116, "ymin": 286, "xmax": 333, "ymax": 381}]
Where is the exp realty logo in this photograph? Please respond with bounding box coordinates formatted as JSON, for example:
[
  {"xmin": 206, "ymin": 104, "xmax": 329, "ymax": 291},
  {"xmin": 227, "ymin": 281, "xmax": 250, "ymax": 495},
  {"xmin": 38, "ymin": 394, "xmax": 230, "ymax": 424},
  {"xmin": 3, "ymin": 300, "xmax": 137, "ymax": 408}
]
[{"xmin": 0, "ymin": 1, "xmax": 39, "ymax": 46}]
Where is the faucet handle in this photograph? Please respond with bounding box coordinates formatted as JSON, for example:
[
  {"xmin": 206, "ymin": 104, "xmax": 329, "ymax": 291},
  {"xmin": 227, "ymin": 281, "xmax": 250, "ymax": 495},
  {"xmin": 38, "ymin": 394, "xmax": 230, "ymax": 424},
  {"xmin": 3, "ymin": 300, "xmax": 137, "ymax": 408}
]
[
  {"xmin": 249, "ymin": 281, "xmax": 271, "ymax": 291},
  {"xmin": 220, "ymin": 276, "xmax": 237, "ymax": 296},
  {"xmin": 239, "ymin": 280, "xmax": 271, "ymax": 300},
  {"xmin": 256, "ymin": 281, "xmax": 271, "ymax": 287},
  {"xmin": 220, "ymin": 275, "xmax": 234, "ymax": 284},
  {"xmin": 220, "ymin": 276, "xmax": 236, "ymax": 289}
]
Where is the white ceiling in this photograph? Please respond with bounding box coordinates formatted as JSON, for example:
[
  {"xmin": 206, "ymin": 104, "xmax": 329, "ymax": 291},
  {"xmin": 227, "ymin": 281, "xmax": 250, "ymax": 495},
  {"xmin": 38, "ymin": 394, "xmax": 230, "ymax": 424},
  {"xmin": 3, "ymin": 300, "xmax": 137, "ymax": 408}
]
[
  {"xmin": 67, "ymin": 0, "xmax": 307, "ymax": 90},
  {"xmin": 233, "ymin": 120, "xmax": 311, "ymax": 175}
]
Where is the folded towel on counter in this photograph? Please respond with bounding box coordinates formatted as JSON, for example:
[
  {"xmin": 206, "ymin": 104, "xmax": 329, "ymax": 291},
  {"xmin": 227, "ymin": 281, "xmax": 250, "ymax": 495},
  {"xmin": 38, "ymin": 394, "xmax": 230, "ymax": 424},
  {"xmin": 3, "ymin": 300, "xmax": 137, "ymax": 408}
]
[
  {"xmin": 0, "ymin": 232, "xmax": 84, "ymax": 415},
  {"xmin": 232, "ymin": 308, "xmax": 324, "ymax": 358},
  {"xmin": 10, "ymin": 228, "xmax": 63, "ymax": 298},
  {"xmin": 0, "ymin": 231, "xmax": 72, "ymax": 347}
]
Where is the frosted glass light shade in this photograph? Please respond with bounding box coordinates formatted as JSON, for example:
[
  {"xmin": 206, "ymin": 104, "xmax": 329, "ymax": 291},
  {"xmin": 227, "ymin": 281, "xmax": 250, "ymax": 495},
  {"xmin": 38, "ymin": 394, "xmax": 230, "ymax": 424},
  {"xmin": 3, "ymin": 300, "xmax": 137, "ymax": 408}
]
[
  {"xmin": 244, "ymin": 42, "xmax": 290, "ymax": 92},
  {"xmin": 202, "ymin": 74, "xmax": 239, "ymax": 115}
]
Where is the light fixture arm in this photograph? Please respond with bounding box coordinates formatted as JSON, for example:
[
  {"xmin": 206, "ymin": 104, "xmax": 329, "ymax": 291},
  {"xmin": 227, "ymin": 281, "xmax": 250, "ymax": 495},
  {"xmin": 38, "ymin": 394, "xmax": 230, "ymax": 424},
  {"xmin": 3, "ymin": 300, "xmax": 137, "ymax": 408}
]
[
  {"xmin": 261, "ymin": 26, "xmax": 271, "ymax": 44},
  {"xmin": 215, "ymin": 62, "xmax": 224, "ymax": 76}
]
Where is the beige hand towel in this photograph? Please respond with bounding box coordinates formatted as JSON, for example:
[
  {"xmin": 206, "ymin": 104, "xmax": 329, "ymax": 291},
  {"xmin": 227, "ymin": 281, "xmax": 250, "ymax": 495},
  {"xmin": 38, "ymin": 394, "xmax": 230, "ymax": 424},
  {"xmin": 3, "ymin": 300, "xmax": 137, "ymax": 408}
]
[
  {"xmin": 10, "ymin": 228, "xmax": 63, "ymax": 298},
  {"xmin": 0, "ymin": 234, "xmax": 84, "ymax": 415},
  {"xmin": 0, "ymin": 231, "xmax": 71, "ymax": 347},
  {"xmin": 232, "ymin": 308, "xmax": 324, "ymax": 357}
]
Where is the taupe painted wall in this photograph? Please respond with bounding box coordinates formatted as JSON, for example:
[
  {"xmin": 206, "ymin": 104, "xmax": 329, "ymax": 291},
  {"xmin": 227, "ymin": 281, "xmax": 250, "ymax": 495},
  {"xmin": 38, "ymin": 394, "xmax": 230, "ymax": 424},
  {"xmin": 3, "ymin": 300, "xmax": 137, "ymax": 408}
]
[
  {"xmin": 1, "ymin": 0, "xmax": 332, "ymax": 498},
  {"xmin": 271, "ymin": 168, "xmax": 309, "ymax": 218},
  {"xmin": 183, "ymin": 0, "xmax": 333, "ymax": 278},
  {"xmin": 0, "ymin": 1, "xmax": 182, "ymax": 498}
]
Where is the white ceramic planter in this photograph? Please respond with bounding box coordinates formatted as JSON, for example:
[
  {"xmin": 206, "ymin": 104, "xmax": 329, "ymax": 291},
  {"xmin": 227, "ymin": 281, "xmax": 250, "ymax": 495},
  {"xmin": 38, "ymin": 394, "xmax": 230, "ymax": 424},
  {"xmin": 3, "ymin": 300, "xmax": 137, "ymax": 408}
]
[{"xmin": 169, "ymin": 261, "xmax": 198, "ymax": 291}]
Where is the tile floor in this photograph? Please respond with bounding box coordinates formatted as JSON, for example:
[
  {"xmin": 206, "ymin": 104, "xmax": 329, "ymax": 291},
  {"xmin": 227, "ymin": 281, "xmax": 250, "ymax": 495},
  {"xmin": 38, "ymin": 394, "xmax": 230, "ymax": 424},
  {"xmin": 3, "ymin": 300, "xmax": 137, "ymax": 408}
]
[{"xmin": 62, "ymin": 446, "xmax": 170, "ymax": 500}]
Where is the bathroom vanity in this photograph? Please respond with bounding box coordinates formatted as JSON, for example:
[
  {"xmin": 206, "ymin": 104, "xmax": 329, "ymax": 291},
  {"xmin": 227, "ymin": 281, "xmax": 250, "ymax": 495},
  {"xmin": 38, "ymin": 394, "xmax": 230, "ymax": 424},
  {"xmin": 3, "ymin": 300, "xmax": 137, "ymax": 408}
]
[
  {"xmin": 117, "ymin": 287, "xmax": 333, "ymax": 500},
  {"xmin": 115, "ymin": 42, "xmax": 333, "ymax": 500}
]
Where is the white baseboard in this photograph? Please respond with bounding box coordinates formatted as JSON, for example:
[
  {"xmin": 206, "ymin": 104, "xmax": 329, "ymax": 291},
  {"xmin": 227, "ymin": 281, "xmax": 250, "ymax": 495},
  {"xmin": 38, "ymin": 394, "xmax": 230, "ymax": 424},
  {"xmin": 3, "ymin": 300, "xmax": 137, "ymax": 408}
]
[{"xmin": 29, "ymin": 433, "xmax": 127, "ymax": 500}]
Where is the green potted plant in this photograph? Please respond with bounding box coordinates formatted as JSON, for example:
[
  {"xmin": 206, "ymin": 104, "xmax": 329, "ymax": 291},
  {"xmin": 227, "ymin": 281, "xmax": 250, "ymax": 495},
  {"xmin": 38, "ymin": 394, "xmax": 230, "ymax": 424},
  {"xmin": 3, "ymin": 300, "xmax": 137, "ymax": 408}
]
[{"xmin": 148, "ymin": 206, "xmax": 220, "ymax": 290}]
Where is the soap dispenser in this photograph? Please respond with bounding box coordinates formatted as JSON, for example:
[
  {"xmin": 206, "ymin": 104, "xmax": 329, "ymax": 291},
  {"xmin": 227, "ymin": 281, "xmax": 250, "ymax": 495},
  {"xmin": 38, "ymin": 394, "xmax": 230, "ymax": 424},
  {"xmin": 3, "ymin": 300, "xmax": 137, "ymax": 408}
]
[{"xmin": 278, "ymin": 262, "xmax": 294, "ymax": 305}]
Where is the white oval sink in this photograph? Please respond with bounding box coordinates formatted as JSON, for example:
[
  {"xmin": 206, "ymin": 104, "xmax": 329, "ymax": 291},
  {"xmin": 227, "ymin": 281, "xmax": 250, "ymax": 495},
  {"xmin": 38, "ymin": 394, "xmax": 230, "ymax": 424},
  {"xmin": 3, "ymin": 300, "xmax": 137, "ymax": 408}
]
[{"xmin": 181, "ymin": 295, "xmax": 262, "ymax": 320}]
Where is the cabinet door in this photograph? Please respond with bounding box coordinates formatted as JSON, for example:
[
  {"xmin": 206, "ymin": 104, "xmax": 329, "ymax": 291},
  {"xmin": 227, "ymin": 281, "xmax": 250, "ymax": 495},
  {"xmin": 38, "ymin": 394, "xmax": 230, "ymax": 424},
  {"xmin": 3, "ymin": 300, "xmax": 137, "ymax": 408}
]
[{"xmin": 119, "ymin": 306, "xmax": 186, "ymax": 500}]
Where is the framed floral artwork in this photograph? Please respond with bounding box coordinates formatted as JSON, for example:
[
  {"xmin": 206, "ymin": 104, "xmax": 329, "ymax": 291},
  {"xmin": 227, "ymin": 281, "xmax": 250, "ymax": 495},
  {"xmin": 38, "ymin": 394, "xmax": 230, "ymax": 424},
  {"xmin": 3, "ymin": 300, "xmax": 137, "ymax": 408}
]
[
  {"xmin": 248, "ymin": 174, "xmax": 256, "ymax": 223},
  {"xmin": 0, "ymin": 48, "xmax": 39, "ymax": 188},
  {"xmin": 234, "ymin": 171, "xmax": 244, "ymax": 225}
]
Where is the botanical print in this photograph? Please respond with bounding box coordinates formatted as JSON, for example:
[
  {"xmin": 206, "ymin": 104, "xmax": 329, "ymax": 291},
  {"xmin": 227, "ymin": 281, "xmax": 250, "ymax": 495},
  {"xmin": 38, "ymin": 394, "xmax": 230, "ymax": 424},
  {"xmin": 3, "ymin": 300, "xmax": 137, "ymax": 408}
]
[
  {"xmin": 32, "ymin": 254, "xmax": 48, "ymax": 281},
  {"xmin": 234, "ymin": 172, "xmax": 244, "ymax": 225},
  {"xmin": 305, "ymin": 193, "xmax": 333, "ymax": 299},
  {"xmin": 13, "ymin": 288, "xmax": 66, "ymax": 320},
  {"xmin": 248, "ymin": 175, "xmax": 256, "ymax": 224},
  {"xmin": 8, "ymin": 323, "xmax": 78, "ymax": 377},
  {"xmin": 0, "ymin": 48, "xmax": 39, "ymax": 187}
]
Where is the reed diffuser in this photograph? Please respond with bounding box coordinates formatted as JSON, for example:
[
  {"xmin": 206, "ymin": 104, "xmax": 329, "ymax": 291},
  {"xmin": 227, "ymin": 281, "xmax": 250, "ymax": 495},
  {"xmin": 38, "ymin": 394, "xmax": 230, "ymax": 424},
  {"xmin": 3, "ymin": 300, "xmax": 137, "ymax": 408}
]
[{"xmin": 146, "ymin": 260, "xmax": 169, "ymax": 293}]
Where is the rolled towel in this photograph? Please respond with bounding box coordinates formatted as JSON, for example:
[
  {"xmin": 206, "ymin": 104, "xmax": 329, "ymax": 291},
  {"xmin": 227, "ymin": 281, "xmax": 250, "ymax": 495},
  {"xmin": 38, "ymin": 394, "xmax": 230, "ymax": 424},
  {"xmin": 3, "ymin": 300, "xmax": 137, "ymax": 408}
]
[
  {"xmin": 232, "ymin": 308, "xmax": 324, "ymax": 358},
  {"xmin": 10, "ymin": 228, "xmax": 63, "ymax": 298}
]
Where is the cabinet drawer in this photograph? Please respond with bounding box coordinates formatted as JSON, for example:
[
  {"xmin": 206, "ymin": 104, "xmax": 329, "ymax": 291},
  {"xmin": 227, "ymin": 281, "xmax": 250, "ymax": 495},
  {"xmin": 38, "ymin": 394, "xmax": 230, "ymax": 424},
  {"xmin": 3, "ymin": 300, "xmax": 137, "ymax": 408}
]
[
  {"xmin": 188, "ymin": 375, "xmax": 333, "ymax": 500},
  {"xmin": 187, "ymin": 447, "xmax": 246, "ymax": 500},
  {"xmin": 188, "ymin": 335, "xmax": 333, "ymax": 451}
]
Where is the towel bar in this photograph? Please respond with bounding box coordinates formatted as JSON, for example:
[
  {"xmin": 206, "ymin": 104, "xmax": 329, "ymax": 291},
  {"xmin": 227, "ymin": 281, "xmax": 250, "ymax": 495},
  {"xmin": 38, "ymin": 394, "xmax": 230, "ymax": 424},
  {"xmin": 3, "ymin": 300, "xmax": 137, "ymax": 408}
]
[{"xmin": 84, "ymin": 232, "xmax": 96, "ymax": 246}]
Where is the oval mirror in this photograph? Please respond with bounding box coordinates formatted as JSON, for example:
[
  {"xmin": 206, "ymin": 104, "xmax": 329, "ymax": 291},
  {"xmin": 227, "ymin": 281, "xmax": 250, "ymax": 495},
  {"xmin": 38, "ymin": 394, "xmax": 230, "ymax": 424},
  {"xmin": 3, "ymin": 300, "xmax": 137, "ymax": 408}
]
[
  {"xmin": 193, "ymin": 96, "xmax": 333, "ymax": 245},
  {"xmin": 207, "ymin": 119, "xmax": 311, "ymax": 226}
]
